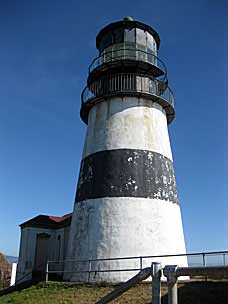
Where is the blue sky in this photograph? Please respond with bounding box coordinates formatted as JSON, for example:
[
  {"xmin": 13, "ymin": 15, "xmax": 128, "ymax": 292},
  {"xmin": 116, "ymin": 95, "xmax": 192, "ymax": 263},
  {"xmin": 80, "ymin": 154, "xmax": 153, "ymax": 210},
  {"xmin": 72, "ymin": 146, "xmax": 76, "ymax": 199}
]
[{"xmin": 0, "ymin": 0, "xmax": 227, "ymax": 257}]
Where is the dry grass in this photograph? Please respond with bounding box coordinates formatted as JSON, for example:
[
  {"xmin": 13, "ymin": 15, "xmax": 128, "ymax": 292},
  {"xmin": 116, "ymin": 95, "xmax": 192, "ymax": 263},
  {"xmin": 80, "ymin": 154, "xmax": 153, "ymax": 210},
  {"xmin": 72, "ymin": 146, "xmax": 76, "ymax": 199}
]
[
  {"xmin": 0, "ymin": 281, "xmax": 228, "ymax": 304},
  {"xmin": 0, "ymin": 253, "xmax": 11, "ymax": 291}
]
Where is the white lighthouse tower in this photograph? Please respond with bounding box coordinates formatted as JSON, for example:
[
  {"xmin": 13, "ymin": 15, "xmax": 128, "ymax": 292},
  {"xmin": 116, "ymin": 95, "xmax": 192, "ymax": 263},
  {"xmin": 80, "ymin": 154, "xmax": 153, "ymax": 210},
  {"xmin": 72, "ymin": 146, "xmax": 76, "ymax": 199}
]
[{"xmin": 65, "ymin": 17, "xmax": 187, "ymax": 282}]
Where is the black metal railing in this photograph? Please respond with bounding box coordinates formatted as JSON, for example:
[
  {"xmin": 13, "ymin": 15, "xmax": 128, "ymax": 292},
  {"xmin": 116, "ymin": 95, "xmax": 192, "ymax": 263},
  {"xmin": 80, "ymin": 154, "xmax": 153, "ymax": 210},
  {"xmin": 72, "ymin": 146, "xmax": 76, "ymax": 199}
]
[
  {"xmin": 89, "ymin": 48, "xmax": 167, "ymax": 81},
  {"xmin": 81, "ymin": 73, "xmax": 174, "ymax": 107}
]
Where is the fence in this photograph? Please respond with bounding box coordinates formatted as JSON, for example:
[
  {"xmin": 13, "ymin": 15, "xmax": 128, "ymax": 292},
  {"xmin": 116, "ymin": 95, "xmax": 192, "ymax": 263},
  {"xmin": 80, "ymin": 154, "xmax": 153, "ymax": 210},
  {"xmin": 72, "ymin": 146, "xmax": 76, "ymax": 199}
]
[{"xmin": 46, "ymin": 250, "xmax": 228, "ymax": 282}]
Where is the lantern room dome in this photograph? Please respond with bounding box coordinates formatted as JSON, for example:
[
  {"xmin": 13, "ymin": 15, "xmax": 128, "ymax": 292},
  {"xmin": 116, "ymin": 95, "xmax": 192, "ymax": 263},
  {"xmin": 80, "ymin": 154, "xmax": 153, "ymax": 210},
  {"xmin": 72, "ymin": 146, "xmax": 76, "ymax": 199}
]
[{"xmin": 123, "ymin": 16, "xmax": 134, "ymax": 21}]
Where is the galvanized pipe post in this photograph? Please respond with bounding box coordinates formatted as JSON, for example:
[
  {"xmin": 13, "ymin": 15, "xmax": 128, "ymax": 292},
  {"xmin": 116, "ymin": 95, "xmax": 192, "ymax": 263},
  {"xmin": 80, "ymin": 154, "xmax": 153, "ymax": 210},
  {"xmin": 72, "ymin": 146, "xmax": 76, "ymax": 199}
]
[
  {"xmin": 163, "ymin": 265, "xmax": 178, "ymax": 304},
  {"xmin": 202, "ymin": 253, "xmax": 206, "ymax": 267},
  {"xmin": 45, "ymin": 262, "xmax": 49, "ymax": 283},
  {"xmin": 151, "ymin": 262, "xmax": 162, "ymax": 304}
]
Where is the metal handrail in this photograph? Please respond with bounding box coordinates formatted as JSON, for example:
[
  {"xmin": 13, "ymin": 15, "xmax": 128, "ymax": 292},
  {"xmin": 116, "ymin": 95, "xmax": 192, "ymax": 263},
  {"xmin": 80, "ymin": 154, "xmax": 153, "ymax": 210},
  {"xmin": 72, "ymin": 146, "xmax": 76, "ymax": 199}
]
[
  {"xmin": 89, "ymin": 48, "xmax": 167, "ymax": 81},
  {"xmin": 46, "ymin": 250, "xmax": 228, "ymax": 284},
  {"xmin": 163, "ymin": 265, "xmax": 228, "ymax": 304},
  {"xmin": 47, "ymin": 250, "xmax": 228, "ymax": 264},
  {"xmin": 81, "ymin": 73, "xmax": 174, "ymax": 107}
]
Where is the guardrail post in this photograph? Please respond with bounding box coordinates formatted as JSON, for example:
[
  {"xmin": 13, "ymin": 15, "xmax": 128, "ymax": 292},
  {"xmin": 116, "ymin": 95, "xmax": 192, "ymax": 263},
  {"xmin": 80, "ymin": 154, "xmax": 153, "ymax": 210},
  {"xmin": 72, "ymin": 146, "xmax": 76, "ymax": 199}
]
[
  {"xmin": 45, "ymin": 262, "xmax": 49, "ymax": 283},
  {"xmin": 140, "ymin": 257, "xmax": 143, "ymax": 270},
  {"xmin": 151, "ymin": 262, "xmax": 162, "ymax": 304},
  {"xmin": 202, "ymin": 253, "xmax": 207, "ymax": 281},
  {"xmin": 88, "ymin": 260, "xmax": 92, "ymax": 282},
  {"xmin": 163, "ymin": 265, "xmax": 178, "ymax": 304},
  {"xmin": 202, "ymin": 253, "xmax": 206, "ymax": 267}
]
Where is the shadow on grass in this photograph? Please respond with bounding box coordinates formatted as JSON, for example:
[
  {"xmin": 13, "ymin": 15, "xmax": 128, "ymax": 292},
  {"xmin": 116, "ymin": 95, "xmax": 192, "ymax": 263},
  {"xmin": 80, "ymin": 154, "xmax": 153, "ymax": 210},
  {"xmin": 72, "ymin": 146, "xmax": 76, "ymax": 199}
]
[
  {"xmin": 161, "ymin": 281, "xmax": 228, "ymax": 304},
  {"xmin": 0, "ymin": 280, "xmax": 38, "ymax": 297}
]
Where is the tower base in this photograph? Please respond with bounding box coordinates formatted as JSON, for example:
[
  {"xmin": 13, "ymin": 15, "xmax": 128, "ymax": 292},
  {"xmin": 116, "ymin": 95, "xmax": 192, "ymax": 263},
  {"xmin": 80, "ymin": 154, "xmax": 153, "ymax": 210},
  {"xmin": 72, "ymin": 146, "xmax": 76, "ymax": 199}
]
[{"xmin": 64, "ymin": 197, "xmax": 187, "ymax": 282}]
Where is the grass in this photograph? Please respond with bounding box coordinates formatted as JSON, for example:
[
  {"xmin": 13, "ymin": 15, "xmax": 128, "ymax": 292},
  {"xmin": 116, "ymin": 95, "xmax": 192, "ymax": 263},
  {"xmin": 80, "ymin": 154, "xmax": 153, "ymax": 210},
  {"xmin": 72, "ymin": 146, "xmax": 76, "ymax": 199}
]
[{"xmin": 0, "ymin": 281, "xmax": 228, "ymax": 304}]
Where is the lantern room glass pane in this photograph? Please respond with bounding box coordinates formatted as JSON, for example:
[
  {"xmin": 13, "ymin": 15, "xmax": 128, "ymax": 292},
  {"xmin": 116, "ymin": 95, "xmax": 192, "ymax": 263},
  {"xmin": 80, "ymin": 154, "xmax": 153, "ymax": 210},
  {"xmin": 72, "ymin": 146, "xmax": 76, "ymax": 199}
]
[
  {"xmin": 125, "ymin": 28, "xmax": 136, "ymax": 43},
  {"xmin": 113, "ymin": 28, "xmax": 124, "ymax": 44},
  {"xmin": 104, "ymin": 46, "xmax": 113, "ymax": 62},
  {"xmin": 100, "ymin": 32, "xmax": 112, "ymax": 51},
  {"xmin": 112, "ymin": 43, "xmax": 124, "ymax": 60},
  {"xmin": 137, "ymin": 44, "xmax": 147, "ymax": 62},
  {"xmin": 147, "ymin": 33, "xmax": 157, "ymax": 54},
  {"xmin": 136, "ymin": 28, "xmax": 146, "ymax": 46},
  {"xmin": 124, "ymin": 42, "xmax": 136, "ymax": 60},
  {"xmin": 147, "ymin": 52, "xmax": 156, "ymax": 65}
]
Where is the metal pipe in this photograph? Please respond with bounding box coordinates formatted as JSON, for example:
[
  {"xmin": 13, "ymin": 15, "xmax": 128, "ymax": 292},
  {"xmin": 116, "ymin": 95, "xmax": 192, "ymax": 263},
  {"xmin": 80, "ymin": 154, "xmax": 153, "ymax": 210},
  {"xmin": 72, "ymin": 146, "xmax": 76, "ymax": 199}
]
[
  {"xmin": 151, "ymin": 262, "xmax": 162, "ymax": 304},
  {"xmin": 96, "ymin": 267, "xmax": 152, "ymax": 304},
  {"xmin": 140, "ymin": 256, "xmax": 143, "ymax": 270},
  {"xmin": 47, "ymin": 250, "xmax": 228, "ymax": 265},
  {"xmin": 168, "ymin": 281, "xmax": 178, "ymax": 304},
  {"xmin": 164, "ymin": 265, "xmax": 228, "ymax": 304},
  {"xmin": 176, "ymin": 266, "xmax": 228, "ymax": 277},
  {"xmin": 88, "ymin": 260, "xmax": 92, "ymax": 282},
  {"xmin": 163, "ymin": 265, "xmax": 178, "ymax": 304},
  {"xmin": 202, "ymin": 253, "xmax": 206, "ymax": 267},
  {"xmin": 45, "ymin": 262, "xmax": 49, "ymax": 283}
]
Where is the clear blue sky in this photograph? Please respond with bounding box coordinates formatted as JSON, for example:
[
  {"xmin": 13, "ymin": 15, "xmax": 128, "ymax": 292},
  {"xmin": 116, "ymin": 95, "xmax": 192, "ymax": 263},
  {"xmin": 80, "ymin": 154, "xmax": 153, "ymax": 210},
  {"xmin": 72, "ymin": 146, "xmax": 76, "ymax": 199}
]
[{"xmin": 0, "ymin": 0, "xmax": 227, "ymax": 257}]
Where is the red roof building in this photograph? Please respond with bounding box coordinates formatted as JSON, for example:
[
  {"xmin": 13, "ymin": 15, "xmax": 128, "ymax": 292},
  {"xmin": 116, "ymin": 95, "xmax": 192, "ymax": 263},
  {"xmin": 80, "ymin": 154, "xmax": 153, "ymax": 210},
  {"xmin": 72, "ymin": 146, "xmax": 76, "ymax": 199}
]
[
  {"xmin": 20, "ymin": 213, "xmax": 72, "ymax": 229},
  {"xmin": 16, "ymin": 212, "xmax": 73, "ymax": 283}
]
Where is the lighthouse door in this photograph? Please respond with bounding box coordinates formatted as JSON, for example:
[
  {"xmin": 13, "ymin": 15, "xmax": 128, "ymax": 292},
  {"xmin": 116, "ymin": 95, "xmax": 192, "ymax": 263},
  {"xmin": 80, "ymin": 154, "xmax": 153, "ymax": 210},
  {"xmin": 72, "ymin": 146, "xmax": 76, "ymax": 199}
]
[{"xmin": 34, "ymin": 233, "xmax": 50, "ymax": 279}]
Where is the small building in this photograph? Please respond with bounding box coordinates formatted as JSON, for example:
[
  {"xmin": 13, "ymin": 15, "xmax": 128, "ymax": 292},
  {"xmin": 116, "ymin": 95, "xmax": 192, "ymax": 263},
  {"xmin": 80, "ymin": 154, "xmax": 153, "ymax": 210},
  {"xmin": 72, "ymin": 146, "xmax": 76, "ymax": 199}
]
[{"xmin": 16, "ymin": 213, "xmax": 72, "ymax": 282}]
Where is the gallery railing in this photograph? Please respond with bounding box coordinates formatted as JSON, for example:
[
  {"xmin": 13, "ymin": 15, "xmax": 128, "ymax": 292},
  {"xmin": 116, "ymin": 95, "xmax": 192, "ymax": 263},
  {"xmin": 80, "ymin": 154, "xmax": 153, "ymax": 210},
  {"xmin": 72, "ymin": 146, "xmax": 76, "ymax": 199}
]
[
  {"xmin": 89, "ymin": 48, "xmax": 167, "ymax": 81},
  {"xmin": 81, "ymin": 73, "xmax": 174, "ymax": 107}
]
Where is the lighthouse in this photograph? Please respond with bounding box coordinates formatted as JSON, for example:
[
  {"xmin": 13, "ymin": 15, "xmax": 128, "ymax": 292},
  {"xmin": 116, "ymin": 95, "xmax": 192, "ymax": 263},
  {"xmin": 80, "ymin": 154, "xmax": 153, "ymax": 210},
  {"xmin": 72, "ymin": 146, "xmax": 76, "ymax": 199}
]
[{"xmin": 65, "ymin": 17, "xmax": 187, "ymax": 282}]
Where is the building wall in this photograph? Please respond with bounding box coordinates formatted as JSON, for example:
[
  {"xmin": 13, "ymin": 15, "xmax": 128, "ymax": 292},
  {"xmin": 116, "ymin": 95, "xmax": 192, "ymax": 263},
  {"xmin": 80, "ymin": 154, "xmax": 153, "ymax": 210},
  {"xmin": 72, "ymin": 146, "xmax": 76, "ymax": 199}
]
[
  {"xmin": 16, "ymin": 226, "xmax": 70, "ymax": 283},
  {"xmin": 83, "ymin": 97, "xmax": 172, "ymax": 160}
]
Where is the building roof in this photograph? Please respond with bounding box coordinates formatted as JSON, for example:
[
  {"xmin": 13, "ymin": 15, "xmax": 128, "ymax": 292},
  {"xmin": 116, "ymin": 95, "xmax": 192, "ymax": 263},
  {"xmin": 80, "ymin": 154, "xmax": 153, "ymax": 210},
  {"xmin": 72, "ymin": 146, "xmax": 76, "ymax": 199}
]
[{"xmin": 20, "ymin": 213, "xmax": 72, "ymax": 229}]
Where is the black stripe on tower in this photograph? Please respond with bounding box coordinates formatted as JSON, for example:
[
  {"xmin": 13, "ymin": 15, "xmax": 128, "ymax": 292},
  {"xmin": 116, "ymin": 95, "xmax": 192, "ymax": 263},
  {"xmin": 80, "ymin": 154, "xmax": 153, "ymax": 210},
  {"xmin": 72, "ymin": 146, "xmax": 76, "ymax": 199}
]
[{"xmin": 75, "ymin": 149, "xmax": 179, "ymax": 204}]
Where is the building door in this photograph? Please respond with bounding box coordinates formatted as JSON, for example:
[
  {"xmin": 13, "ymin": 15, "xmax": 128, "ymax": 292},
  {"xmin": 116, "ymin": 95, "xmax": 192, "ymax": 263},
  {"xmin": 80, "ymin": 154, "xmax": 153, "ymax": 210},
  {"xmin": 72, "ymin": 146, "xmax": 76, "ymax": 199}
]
[{"xmin": 34, "ymin": 233, "xmax": 50, "ymax": 277}]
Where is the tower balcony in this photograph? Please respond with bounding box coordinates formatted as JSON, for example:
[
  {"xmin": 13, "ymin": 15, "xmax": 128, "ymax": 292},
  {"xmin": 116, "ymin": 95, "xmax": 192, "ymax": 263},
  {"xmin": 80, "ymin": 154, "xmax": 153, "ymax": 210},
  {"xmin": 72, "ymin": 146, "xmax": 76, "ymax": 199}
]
[
  {"xmin": 88, "ymin": 48, "xmax": 167, "ymax": 84},
  {"xmin": 81, "ymin": 73, "xmax": 174, "ymax": 125}
]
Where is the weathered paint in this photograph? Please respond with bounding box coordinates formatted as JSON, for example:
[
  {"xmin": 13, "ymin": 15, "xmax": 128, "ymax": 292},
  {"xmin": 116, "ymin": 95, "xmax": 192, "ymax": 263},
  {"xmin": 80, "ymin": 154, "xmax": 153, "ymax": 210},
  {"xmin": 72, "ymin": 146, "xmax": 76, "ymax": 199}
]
[
  {"xmin": 65, "ymin": 197, "xmax": 187, "ymax": 282},
  {"xmin": 83, "ymin": 97, "xmax": 173, "ymax": 161},
  {"xmin": 66, "ymin": 96, "xmax": 187, "ymax": 282},
  {"xmin": 16, "ymin": 226, "xmax": 70, "ymax": 283},
  {"xmin": 76, "ymin": 149, "xmax": 178, "ymax": 203}
]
